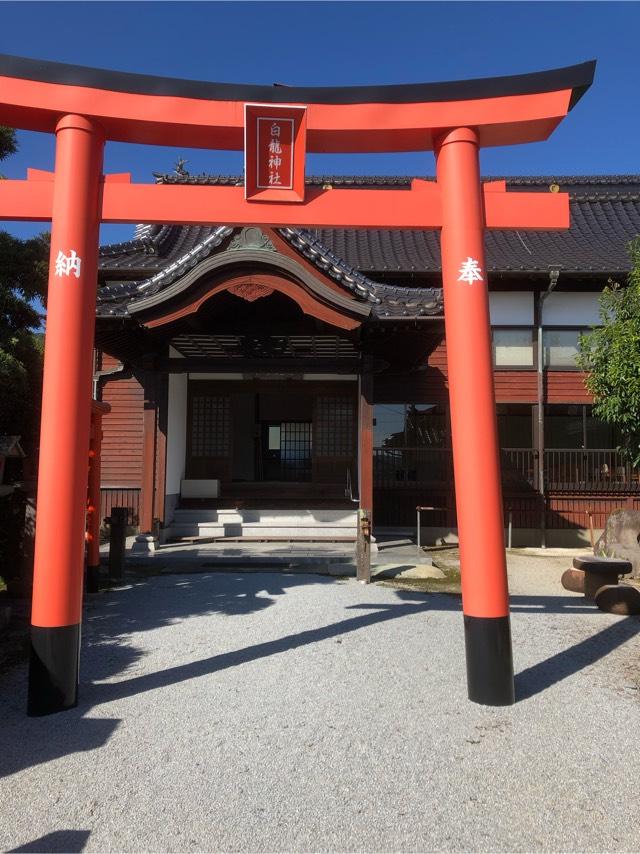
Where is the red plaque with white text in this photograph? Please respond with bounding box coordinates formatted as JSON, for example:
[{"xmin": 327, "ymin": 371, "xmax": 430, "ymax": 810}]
[{"xmin": 245, "ymin": 104, "xmax": 306, "ymax": 202}]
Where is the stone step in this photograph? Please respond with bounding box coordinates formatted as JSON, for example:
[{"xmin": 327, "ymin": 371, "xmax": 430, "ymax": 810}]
[
  {"xmin": 172, "ymin": 508, "xmax": 358, "ymax": 525},
  {"xmin": 167, "ymin": 506, "xmax": 358, "ymax": 543},
  {"xmin": 168, "ymin": 524, "xmax": 357, "ymax": 539}
]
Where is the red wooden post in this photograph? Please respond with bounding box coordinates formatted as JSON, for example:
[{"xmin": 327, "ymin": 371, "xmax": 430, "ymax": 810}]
[
  {"xmin": 153, "ymin": 373, "xmax": 168, "ymax": 526},
  {"xmin": 140, "ymin": 399, "xmax": 156, "ymax": 534},
  {"xmin": 28, "ymin": 115, "xmax": 104, "ymax": 716},
  {"xmin": 357, "ymin": 364, "xmax": 374, "ymax": 582},
  {"xmin": 86, "ymin": 403, "xmax": 109, "ymax": 593},
  {"xmin": 436, "ymin": 127, "xmax": 514, "ymax": 706}
]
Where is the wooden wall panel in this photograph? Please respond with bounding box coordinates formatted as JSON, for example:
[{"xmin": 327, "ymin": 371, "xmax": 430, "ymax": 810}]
[
  {"xmin": 546, "ymin": 495, "xmax": 639, "ymax": 530},
  {"xmin": 99, "ymin": 354, "xmax": 145, "ymax": 487},
  {"xmin": 494, "ymin": 372, "xmax": 537, "ymax": 403},
  {"xmin": 545, "ymin": 371, "xmax": 592, "ymax": 404}
]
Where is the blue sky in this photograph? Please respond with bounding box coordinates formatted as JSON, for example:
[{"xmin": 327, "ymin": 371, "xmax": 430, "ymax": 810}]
[{"xmin": 1, "ymin": 1, "xmax": 638, "ymax": 244}]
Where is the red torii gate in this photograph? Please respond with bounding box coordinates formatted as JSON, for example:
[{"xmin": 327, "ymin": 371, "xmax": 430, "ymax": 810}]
[{"xmin": 0, "ymin": 54, "xmax": 595, "ymax": 715}]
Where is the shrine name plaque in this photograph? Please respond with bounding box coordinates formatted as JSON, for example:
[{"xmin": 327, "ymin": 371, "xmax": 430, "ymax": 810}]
[{"xmin": 244, "ymin": 103, "xmax": 307, "ymax": 202}]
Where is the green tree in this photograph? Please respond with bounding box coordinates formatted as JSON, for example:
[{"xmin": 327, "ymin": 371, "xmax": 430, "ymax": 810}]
[
  {"xmin": 0, "ymin": 126, "xmax": 17, "ymax": 161},
  {"xmin": 0, "ymin": 127, "xmax": 49, "ymax": 447},
  {"xmin": 577, "ymin": 237, "xmax": 640, "ymax": 466}
]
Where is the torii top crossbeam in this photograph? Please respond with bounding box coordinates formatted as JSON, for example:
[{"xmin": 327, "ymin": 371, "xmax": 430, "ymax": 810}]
[{"xmin": 0, "ymin": 54, "xmax": 594, "ymax": 151}]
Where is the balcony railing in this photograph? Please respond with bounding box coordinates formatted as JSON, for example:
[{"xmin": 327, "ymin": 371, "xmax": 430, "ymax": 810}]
[
  {"xmin": 501, "ymin": 448, "xmax": 537, "ymax": 489},
  {"xmin": 373, "ymin": 446, "xmax": 639, "ymax": 493},
  {"xmin": 544, "ymin": 449, "xmax": 639, "ymax": 491}
]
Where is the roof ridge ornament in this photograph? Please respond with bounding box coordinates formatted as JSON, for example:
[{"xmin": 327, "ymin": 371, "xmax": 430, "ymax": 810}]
[
  {"xmin": 228, "ymin": 227, "xmax": 276, "ymax": 252},
  {"xmin": 174, "ymin": 157, "xmax": 189, "ymax": 177}
]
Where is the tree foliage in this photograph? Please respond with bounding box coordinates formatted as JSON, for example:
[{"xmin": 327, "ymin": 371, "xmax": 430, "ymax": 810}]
[
  {"xmin": 0, "ymin": 127, "xmax": 17, "ymax": 164},
  {"xmin": 0, "ymin": 127, "xmax": 49, "ymax": 447},
  {"xmin": 577, "ymin": 238, "xmax": 640, "ymax": 466}
]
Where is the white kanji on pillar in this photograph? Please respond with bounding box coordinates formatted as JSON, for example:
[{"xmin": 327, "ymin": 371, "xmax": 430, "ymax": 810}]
[
  {"xmin": 457, "ymin": 257, "xmax": 483, "ymax": 285},
  {"xmin": 54, "ymin": 249, "xmax": 82, "ymax": 279}
]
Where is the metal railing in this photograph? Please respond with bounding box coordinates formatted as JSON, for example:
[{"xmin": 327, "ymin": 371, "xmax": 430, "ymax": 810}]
[
  {"xmin": 544, "ymin": 449, "xmax": 639, "ymax": 491},
  {"xmin": 374, "ymin": 447, "xmax": 639, "ymax": 493},
  {"xmin": 501, "ymin": 448, "xmax": 538, "ymax": 489}
]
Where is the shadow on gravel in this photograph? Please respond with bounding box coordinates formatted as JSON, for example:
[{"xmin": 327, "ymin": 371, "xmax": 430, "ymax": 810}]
[
  {"xmin": 84, "ymin": 588, "xmax": 447, "ymax": 708},
  {"xmin": 3, "ymin": 574, "xmax": 637, "ymax": 783},
  {"xmin": 8, "ymin": 830, "xmax": 91, "ymax": 852},
  {"xmin": 0, "ymin": 577, "xmax": 442, "ymax": 779},
  {"xmin": 510, "ymin": 594, "xmax": 601, "ymax": 614},
  {"xmin": 0, "ymin": 572, "xmax": 316, "ymax": 780},
  {"xmin": 0, "ymin": 705, "xmax": 120, "ymax": 780},
  {"xmin": 82, "ymin": 571, "xmax": 321, "ymax": 683},
  {"xmin": 515, "ymin": 614, "xmax": 640, "ymax": 701}
]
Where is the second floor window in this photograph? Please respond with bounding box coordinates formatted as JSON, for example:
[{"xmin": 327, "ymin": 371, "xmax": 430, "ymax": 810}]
[
  {"xmin": 492, "ymin": 328, "xmax": 534, "ymax": 367},
  {"xmin": 543, "ymin": 328, "xmax": 589, "ymax": 368}
]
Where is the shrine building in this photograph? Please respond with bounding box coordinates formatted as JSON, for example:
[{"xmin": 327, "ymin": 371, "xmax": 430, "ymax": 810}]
[{"xmin": 94, "ymin": 172, "xmax": 640, "ymax": 548}]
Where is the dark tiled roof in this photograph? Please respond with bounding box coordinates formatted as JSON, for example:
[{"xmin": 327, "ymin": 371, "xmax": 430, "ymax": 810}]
[
  {"xmin": 99, "ymin": 174, "xmax": 640, "ymax": 276},
  {"xmin": 152, "ymin": 172, "xmax": 640, "ymax": 193},
  {"xmin": 97, "ymin": 174, "xmax": 640, "ymax": 320},
  {"xmin": 312, "ymin": 190, "xmax": 640, "ymax": 273}
]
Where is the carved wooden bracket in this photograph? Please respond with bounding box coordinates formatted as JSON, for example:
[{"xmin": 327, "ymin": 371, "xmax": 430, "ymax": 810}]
[{"xmin": 228, "ymin": 280, "xmax": 274, "ymax": 302}]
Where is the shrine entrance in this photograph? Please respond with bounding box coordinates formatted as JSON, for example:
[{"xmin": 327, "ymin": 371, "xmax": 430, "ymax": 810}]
[
  {"xmin": 184, "ymin": 378, "xmax": 358, "ymax": 499},
  {"xmin": 0, "ymin": 53, "xmax": 595, "ymax": 714}
]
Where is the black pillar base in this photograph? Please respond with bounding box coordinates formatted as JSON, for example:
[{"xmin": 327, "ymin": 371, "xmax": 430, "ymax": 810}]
[
  {"xmin": 86, "ymin": 564, "xmax": 100, "ymax": 594},
  {"xmin": 464, "ymin": 615, "xmax": 515, "ymax": 706},
  {"xmin": 27, "ymin": 624, "xmax": 80, "ymax": 716}
]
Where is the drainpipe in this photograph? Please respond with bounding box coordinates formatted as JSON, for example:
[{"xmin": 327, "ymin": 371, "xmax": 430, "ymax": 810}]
[
  {"xmin": 537, "ymin": 266, "xmax": 560, "ymax": 548},
  {"xmin": 93, "ymin": 362, "xmax": 129, "ymax": 400}
]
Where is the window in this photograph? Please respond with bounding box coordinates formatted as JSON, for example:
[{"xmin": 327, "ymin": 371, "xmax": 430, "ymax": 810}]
[
  {"xmin": 544, "ymin": 404, "xmax": 583, "ymax": 448},
  {"xmin": 374, "ymin": 404, "xmax": 405, "ymax": 448},
  {"xmin": 280, "ymin": 422, "xmax": 312, "ymax": 481},
  {"xmin": 543, "ymin": 329, "xmax": 585, "ymax": 368},
  {"xmin": 191, "ymin": 395, "xmax": 231, "ymax": 457},
  {"xmin": 496, "ymin": 404, "xmax": 533, "ymax": 447},
  {"xmin": 585, "ymin": 414, "xmax": 622, "ymax": 449},
  {"xmin": 315, "ymin": 396, "xmax": 354, "ymax": 456},
  {"xmin": 492, "ymin": 328, "xmax": 534, "ymax": 367},
  {"xmin": 373, "ymin": 403, "xmax": 447, "ymax": 448},
  {"xmin": 544, "ymin": 405, "xmax": 622, "ymax": 449},
  {"xmin": 373, "ymin": 403, "xmax": 449, "ymax": 487}
]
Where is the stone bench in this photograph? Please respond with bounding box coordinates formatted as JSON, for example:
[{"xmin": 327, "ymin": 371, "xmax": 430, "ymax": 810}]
[
  {"xmin": 561, "ymin": 555, "xmax": 632, "ymax": 599},
  {"xmin": 594, "ymin": 583, "xmax": 640, "ymax": 615}
]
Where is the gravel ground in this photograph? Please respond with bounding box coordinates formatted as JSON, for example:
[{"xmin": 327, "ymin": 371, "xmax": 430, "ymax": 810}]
[{"xmin": 1, "ymin": 557, "xmax": 639, "ymax": 853}]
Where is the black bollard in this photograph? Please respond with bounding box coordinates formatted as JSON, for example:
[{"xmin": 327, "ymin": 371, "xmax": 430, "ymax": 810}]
[
  {"xmin": 107, "ymin": 507, "xmax": 128, "ymax": 581},
  {"xmin": 86, "ymin": 562, "xmax": 100, "ymax": 594}
]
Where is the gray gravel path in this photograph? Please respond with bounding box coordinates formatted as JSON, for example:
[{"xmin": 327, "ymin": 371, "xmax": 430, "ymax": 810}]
[{"xmin": 1, "ymin": 567, "xmax": 639, "ymax": 853}]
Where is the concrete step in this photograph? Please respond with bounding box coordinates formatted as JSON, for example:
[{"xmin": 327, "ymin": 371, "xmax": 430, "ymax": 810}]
[
  {"xmin": 167, "ymin": 507, "xmax": 358, "ymax": 542},
  {"xmin": 172, "ymin": 508, "xmax": 358, "ymax": 524},
  {"xmin": 168, "ymin": 525, "xmax": 356, "ymax": 539}
]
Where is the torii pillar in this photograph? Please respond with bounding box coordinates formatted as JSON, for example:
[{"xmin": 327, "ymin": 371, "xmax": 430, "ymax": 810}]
[
  {"xmin": 0, "ymin": 54, "xmax": 594, "ymax": 713},
  {"xmin": 436, "ymin": 128, "xmax": 512, "ymax": 703},
  {"xmin": 27, "ymin": 116, "xmax": 104, "ymax": 715}
]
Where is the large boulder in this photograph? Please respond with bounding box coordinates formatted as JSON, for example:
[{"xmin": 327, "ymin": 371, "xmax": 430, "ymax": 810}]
[{"xmin": 595, "ymin": 509, "xmax": 640, "ymax": 578}]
